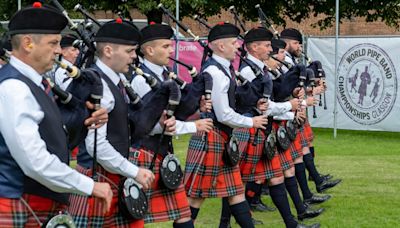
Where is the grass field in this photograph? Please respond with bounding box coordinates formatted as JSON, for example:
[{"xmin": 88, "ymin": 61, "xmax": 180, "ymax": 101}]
[{"xmin": 143, "ymin": 128, "xmax": 400, "ymax": 228}]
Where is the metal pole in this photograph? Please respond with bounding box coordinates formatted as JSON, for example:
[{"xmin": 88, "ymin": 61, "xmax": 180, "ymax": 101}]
[
  {"xmin": 18, "ymin": 0, "xmax": 21, "ymax": 10},
  {"xmin": 175, "ymin": 0, "xmax": 180, "ymax": 65},
  {"xmin": 175, "ymin": 0, "xmax": 180, "ymax": 140},
  {"xmin": 333, "ymin": 0, "xmax": 339, "ymax": 138}
]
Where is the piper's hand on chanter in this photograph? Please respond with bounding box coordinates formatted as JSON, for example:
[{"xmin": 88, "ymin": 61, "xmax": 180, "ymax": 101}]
[{"xmin": 85, "ymin": 101, "xmax": 108, "ymax": 129}]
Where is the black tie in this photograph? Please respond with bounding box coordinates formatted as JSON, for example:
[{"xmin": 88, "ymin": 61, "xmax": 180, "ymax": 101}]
[
  {"xmin": 162, "ymin": 69, "xmax": 169, "ymax": 81},
  {"xmin": 263, "ymin": 66, "xmax": 269, "ymax": 75}
]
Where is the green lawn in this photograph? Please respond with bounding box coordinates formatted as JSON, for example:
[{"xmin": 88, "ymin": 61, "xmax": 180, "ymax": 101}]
[{"xmin": 144, "ymin": 128, "xmax": 400, "ymax": 228}]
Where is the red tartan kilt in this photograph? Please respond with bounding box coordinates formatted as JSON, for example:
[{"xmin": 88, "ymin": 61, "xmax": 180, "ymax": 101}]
[
  {"xmin": 128, "ymin": 148, "xmax": 191, "ymax": 223},
  {"xmin": 235, "ymin": 128, "xmax": 282, "ymax": 182},
  {"xmin": 272, "ymin": 121, "xmax": 294, "ymax": 170},
  {"xmin": 68, "ymin": 165, "xmax": 144, "ymax": 228},
  {"xmin": 299, "ymin": 121, "xmax": 314, "ymax": 147},
  {"xmin": 0, "ymin": 194, "xmax": 66, "ymax": 228},
  {"xmin": 263, "ymin": 150, "xmax": 284, "ymax": 180},
  {"xmin": 184, "ymin": 127, "xmax": 244, "ymax": 198},
  {"xmin": 289, "ymin": 129, "xmax": 303, "ymax": 160}
]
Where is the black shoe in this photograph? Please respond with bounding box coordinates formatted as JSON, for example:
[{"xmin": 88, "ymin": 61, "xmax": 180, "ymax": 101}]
[
  {"xmin": 316, "ymin": 179, "xmax": 342, "ymax": 193},
  {"xmin": 296, "ymin": 223, "xmax": 321, "ymax": 228},
  {"xmin": 321, "ymin": 174, "xmax": 333, "ymax": 181},
  {"xmin": 250, "ymin": 202, "xmax": 276, "ymax": 212},
  {"xmin": 304, "ymin": 194, "xmax": 331, "ymax": 205},
  {"xmin": 252, "ymin": 218, "xmax": 264, "ymax": 225},
  {"xmin": 298, "ymin": 207, "xmax": 324, "ymax": 221},
  {"xmin": 308, "ymin": 173, "xmax": 333, "ymax": 182}
]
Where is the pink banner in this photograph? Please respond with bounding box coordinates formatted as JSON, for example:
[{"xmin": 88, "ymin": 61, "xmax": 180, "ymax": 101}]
[{"xmin": 170, "ymin": 40, "xmax": 241, "ymax": 82}]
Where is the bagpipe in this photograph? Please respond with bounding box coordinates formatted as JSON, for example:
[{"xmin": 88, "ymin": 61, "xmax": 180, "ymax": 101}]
[
  {"xmin": 50, "ymin": 0, "xmax": 97, "ymax": 68},
  {"xmin": 193, "ymin": 11, "xmax": 270, "ymax": 114},
  {"xmin": 49, "ymin": 0, "xmax": 186, "ymax": 220},
  {"xmin": 256, "ymin": 4, "xmax": 328, "ymax": 115},
  {"xmin": 0, "ymin": 47, "xmax": 81, "ymax": 228},
  {"xmin": 119, "ymin": 76, "xmax": 182, "ymax": 220},
  {"xmin": 152, "ymin": 3, "xmax": 214, "ymax": 121}
]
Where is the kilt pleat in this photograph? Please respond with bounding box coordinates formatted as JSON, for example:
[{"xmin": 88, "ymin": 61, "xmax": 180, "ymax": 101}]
[
  {"xmin": 234, "ymin": 128, "xmax": 282, "ymax": 182},
  {"xmin": 184, "ymin": 127, "xmax": 244, "ymax": 198},
  {"xmin": 299, "ymin": 121, "xmax": 314, "ymax": 148},
  {"xmin": 272, "ymin": 121, "xmax": 295, "ymax": 170},
  {"xmin": 0, "ymin": 194, "xmax": 66, "ymax": 228},
  {"xmin": 289, "ymin": 129, "xmax": 303, "ymax": 160},
  {"xmin": 68, "ymin": 165, "xmax": 144, "ymax": 228},
  {"xmin": 128, "ymin": 148, "xmax": 191, "ymax": 223}
]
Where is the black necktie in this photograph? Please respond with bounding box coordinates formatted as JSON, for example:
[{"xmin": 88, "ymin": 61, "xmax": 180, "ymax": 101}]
[
  {"xmin": 162, "ymin": 69, "xmax": 169, "ymax": 81},
  {"xmin": 263, "ymin": 66, "xmax": 269, "ymax": 75}
]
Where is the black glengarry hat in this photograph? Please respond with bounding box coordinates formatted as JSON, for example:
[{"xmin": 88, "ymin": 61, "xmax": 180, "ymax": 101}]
[
  {"xmin": 140, "ymin": 23, "xmax": 174, "ymax": 45},
  {"xmin": 208, "ymin": 22, "xmax": 240, "ymax": 42},
  {"xmin": 244, "ymin": 27, "xmax": 273, "ymax": 44},
  {"xmin": 271, "ymin": 38, "xmax": 287, "ymax": 54},
  {"xmin": 95, "ymin": 18, "xmax": 141, "ymax": 45},
  {"xmin": 60, "ymin": 33, "xmax": 79, "ymax": 48},
  {"xmin": 8, "ymin": 2, "xmax": 67, "ymax": 36},
  {"xmin": 280, "ymin": 28, "xmax": 303, "ymax": 44}
]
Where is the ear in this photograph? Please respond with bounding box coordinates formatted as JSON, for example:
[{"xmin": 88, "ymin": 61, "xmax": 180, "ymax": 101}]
[
  {"xmin": 146, "ymin": 45, "xmax": 155, "ymax": 57},
  {"xmin": 103, "ymin": 44, "xmax": 113, "ymax": 58},
  {"xmin": 21, "ymin": 35, "xmax": 34, "ymax": 53},
  {"xmin": 218, "ymin": 41, "xmax": 225, "ymax": 52}
]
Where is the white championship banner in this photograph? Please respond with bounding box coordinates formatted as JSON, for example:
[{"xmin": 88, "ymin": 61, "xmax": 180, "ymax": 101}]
[{"xmin": 307, "ymin": 37, "xmax": 400, "ymax": 132}]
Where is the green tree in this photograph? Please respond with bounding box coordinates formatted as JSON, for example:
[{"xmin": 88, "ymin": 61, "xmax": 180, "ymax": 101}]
[{"xmin": 0, "ymin": 0, "xmax": 399, "ymax": 30}]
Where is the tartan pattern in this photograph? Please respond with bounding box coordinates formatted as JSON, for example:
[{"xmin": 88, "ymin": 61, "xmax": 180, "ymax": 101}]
[
  {"xmin": 263, "ymin": 149, "xmax": 284, "ymax": 179},
  {"xmin": 289, "ymin": 129, "xmax": 304, "ymax": 160},
  {"xmin": 299, "ymin": 121, "xmax": 314, "ymax": 148},
  {"xmin": 184, "ymin": 127, "xmax": 245, "ymax": 198},
  {"xmin": 234, "ymin": 128, "xmax": 282, "ymax": 182},
  {"xmin": 68, "ymin": 165, "xmax": 144, "ymax": 228},
  {"xmin": 127, "ymin": 148, "xmax": 191, "ymax": 223},
  {"xmin": 0, "ymin": 194, "xmax": 66, "ymax": 228},
  {"xmin": 273, "ymin": 121, "xmax": 294, "ymax": 170}
]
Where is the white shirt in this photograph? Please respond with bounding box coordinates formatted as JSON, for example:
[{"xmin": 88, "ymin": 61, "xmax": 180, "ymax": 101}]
[
  {"xmin": 84, "ymin": 59, "xmax": 139, "ymax": 179},
  {"xmin": 240, "ymin": 53, "xmax": 294, "ymax": 120},
  {"xmin": 54, "ymin": 58, "xmax": 73, "ymax": 90},
  {"xmin": 130, "ymin": 58, "xmax": 197, "ymax": 135},
  {"xmin": 204, "ymin": 54, "xmax": 253, "ymax": 128},
  {"xmin": 0, "ymin": 56, "xmax": 94, "ymax": 196}
]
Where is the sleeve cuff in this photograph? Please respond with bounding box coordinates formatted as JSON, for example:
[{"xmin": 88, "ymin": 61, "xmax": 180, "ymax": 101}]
[
  {"xmin": 187, "ymin": 122, "xmax": 197, "ymax": 134},
  {"xmin": 244, "ymin": 117, "xmax": 254, "ymax": 128},
  {"xmin": 284, "ymin": 101, "xmax": 292, "ymax": 111},
  {"xmin": 122, "ymin": 160, "xmax": 139, "ymax": 178},
  {"xmin": 77, "ymin": 174, "xmax": 95, "ymax": 196},
  {"xmin": 273, "ymin": 112, "xmax": 295, "ymax": 120},
  {"xmin": 149, "ymin": 123, "xmax": 163, "ymax": 135}
]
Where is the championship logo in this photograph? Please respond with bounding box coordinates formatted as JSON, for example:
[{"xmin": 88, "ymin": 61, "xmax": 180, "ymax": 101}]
[{"xmin": 337, "ymin": 43, "xmax": 397, "ymax": 125}]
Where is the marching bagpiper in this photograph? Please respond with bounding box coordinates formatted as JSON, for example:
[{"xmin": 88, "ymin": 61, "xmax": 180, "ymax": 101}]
[
  {"xmin": 280, "ymin": 28, "xmax": 341, "ymax": 198},
  {"xmin": 130, "ymin": 22, "xmax": 213, "ymax": 227},
  {"xmin": 68, "ymin": 19, "xmax": 157, "ymax": 228},
  {"xmin": 0, "ymin": 3, "xmax": 113, "ymax": 227},
  {"xmin": 184, "ymin": 22, "xmax": 269, "ymax": 228}
]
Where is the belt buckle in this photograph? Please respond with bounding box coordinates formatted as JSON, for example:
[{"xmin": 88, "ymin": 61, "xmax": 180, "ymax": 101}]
[
  {"xmin": 129, "ymin": 148, "xmax": 141, "ymax": 159},
  {"xmin": 134, "ymin": 150, "xmax": 141, "ymax": 158}
]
